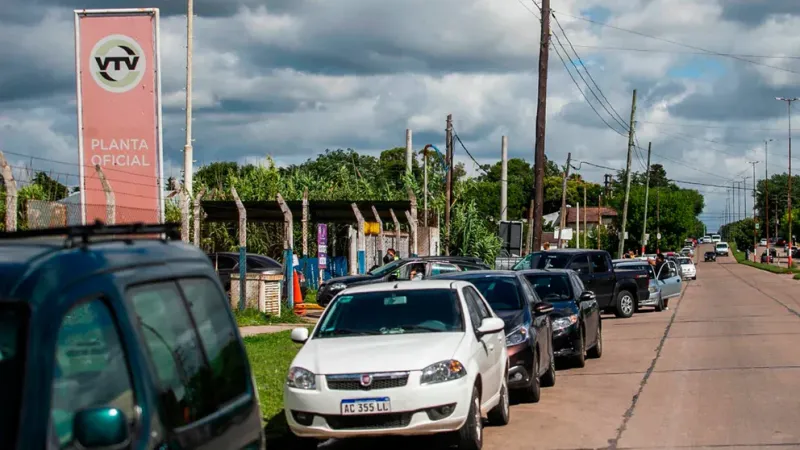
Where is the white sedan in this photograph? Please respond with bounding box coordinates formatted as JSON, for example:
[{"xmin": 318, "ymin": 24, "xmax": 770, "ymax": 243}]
[
  {"xmin": 284, "ymin": 280, "xmax": 511, "ymax": 449},
  {"xmin": 759, "ymin": 239, "xmax": 768, "ymax": 247},
  {"xmin": 676, "ymin": 256, "xmax": 697, "ymax": 280}
]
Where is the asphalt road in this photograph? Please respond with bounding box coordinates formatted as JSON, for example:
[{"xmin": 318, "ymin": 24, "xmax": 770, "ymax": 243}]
[{"xmin": 318, "ymin": 245, "xmax": 800, "ymax": 449}]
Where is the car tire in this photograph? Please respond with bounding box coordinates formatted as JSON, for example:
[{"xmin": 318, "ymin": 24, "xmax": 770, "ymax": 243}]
[
  {"xmin": 614, "ymin": 290, "xmax": 635, "ymax": 318},
  {"xmin": 487, "ymin": 371, "xmax": 510, "ymax": 426},
  {"xmin": 572, "ymin": 327, "xmax": 586, "ymax": 368},
  {"xmin": 692, "ymin": 276, "xmax": 697, "ymax": 280},
  {"xmin": 290, "ymin": 436, "xmax": 320, "ymax": 450},
  {"xmin": 456, "ymin": 386, "xmax": 483, "ymax": 450},
  {"xmin": 540, "ymin": 345, "xmax": 556, "ymax": 387},
  {"xmin": 655, "ymin": 295, "xmax": 664, "ymax": 312},
  {"xmin": 587, "ymin": 325, "xmax": 603, "ymax": 359},
  {"xmin": 519, "ymin": 350, "xmax": 541, "ymax": 403}
]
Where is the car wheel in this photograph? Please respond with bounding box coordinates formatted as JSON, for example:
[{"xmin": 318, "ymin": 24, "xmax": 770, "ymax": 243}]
[
  {"xmin": 614, "ymin": 290, "xmax": 635, "ymax": 318},
  {"xmin": 519, "ymin": 350, "xmax": 541, "ymax": 403},
  {"xmin": 456, "ymin": 386, "xmax": 483, "ymax": 450},
  {"xmin": 587, "ymin": 325, "xmax": 603, "ymax": 359},
  {"xmin": 540, "ymin": 345, "xmax": 556, "ymax": 387},
  {"xmin": 692, "ymin": 276, "xmax": 697, "ymax": 280},
  {"xmin": 654, "ymin": 295, "xmax": 664, "ymax": 312},
  {"xmin": 572, "ymin": 327, "xmax": 586, "ymax": 368},
  {"xmin": 290, "ymin": 436, "xmax": 320, "ymax": 450},
  {"xmin": 487, "ymin": 371, "xmax": 510, "ymax": 426}
]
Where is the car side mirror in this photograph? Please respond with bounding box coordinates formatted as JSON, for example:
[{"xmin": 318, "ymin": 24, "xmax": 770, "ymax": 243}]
[
  {"xmin": 533, "ymin": 302, "xmax": 554, "ymax": 316},
  {"xmin": 290, "ymin": 328, "xmax": 309, "ymax": 344},
  {"xmin": 579, "ymin": 291, "xmax": 596, "ymax": 302},
  {"xmin": 476, "ymin": 317, "xmax": 505, "ymax": 336},
  {"xmin": 73, "ymin": 407, "xmax": 130, "ymax": 449}
]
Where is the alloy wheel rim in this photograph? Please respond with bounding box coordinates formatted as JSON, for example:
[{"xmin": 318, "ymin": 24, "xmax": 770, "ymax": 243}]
[{"xmin": 622, "ymin": 296, "xmax": 633, "ymax": 314}]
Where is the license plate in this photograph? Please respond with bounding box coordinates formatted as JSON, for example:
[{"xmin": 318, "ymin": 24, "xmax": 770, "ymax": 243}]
[{"xmin": 340, "ymin": 397, "xmax": 391, "ymax": 415}]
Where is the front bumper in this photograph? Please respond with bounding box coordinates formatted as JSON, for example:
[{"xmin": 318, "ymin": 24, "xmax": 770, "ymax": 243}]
[
  {"xmin": 681, "ymin": 271, "xmax": 696, "ymax": 279},
  {"xmin": 507, "ymin": 343, "xmax": 534, "ymax": 389},
  {"xmin": 284, "ymin": 371, "xmax": 472, "ymax": 439},
  {"xmin": 552, "ymin": 324, "xmax": 581, "ymax": 358}
]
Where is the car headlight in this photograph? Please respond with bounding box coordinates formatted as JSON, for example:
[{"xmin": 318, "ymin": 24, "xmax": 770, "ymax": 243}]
[
  {"xmin": 552, "ymin": 314, "xmax": 578, "ymax": 332},
  {"xmin": 286, "ymin": 367, "xmax": 316, "ymax": 390},
  {"xmin": 328, "ymin": 283, "xmax": 347, "ymax": 291},
  {"xmin": 420, "ymin": 360, "xmax": 467, "ymax": 385},
  {"xmin": 505, "ymin": 326, "xmax": 529, "ymax": 346}
]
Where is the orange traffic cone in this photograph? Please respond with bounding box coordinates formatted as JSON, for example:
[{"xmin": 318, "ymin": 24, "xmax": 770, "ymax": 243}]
[{"xmin": 292, "ymin": 271, "xmax": 305, "ymax": 316}]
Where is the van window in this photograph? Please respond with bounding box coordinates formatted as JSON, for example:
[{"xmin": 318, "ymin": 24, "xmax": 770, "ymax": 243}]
[
  {"xmin": 128, "ymin": 282, "xmax": 216, "ymax": 427},
  {"xmin": 178, "ymin": 278, "xmax": 249, "ymax": 406}
]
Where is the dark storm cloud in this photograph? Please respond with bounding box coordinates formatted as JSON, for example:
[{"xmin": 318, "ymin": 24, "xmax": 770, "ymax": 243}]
[
  {"xmin": 7, "ymin": 0, "xmax": 305, "ymax": 18},
  {"xmin": 719, "ymin": 0, "xmax": 799, "ymax": 26},
  {"xmin": 668, "ymin": 69, "xmax": 795, "ymax": 121}
]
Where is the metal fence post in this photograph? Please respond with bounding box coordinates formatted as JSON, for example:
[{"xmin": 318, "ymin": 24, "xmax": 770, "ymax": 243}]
[
  {"xmin": 94, "ymin": 165, "xmax": 115, "ymax": 225},
  {"xmin": 0, "ymin": 151, "xmax": 18, "ymax": 232},
  {"xmin": 192, "ymin": 187, "xmax": 206, "ymax": 246},
  {"xmin": 277, "ymin": 193, "xmax": 295, "ymax": 309},
  {"xmin": 371, "ymin": 205, "xmax": 384, "ymax": 262},
  {"xmin": 390, "ymin": 208, "xmax": 401, "ymax": 255},
  {"xmin": 351, "ymin": 204, "xmax": 366, "ymax": 273},
  {"xmin": 231, "ymin": 186, "xmax": 247, "ymax": 311}
]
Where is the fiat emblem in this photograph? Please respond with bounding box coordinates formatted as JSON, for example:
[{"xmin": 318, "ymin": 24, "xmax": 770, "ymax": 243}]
[{"xmin": 360, "ymin": 374, "xmax": 373, "ymax": 387}]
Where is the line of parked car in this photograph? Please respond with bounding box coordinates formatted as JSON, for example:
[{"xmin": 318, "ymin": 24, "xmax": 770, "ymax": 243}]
[{"xmin": 284, "ymin": 247, "xmax": 697, "ymax": 449}]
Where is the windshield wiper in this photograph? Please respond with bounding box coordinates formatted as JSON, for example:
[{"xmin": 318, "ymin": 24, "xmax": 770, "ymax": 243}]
[
  {"xmin": 398, "ymin": 324, "xmax": 444, "ymax": 332},
  {"xmin": 323, "ymin": 329, "xmax": 382, "ymax": 336}
]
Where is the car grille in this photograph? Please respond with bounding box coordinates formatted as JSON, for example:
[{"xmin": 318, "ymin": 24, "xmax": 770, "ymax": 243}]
[
  {"xmin": 326, "ymin": 372, "xmax": 409, "ymax": 391},
  {"xmin": 324, "ymin": 412, "xmax": 413, "ymax": 430}
]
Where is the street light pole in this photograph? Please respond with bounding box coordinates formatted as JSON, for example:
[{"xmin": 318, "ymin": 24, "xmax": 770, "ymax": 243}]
[
  {"xmin": 749, "ymin": 162, "xmax": 759, "ymax": 261},
  {"xmin": 765, "ymin": 139, "xmax": 773, "ymax": 246},
  {"xmin": 184, "ymin": 0, "xmax": 194, "ymax": 195},
  {"xmin": 776, "ymin": 97, "xmax": 797, "ymax": 268}
]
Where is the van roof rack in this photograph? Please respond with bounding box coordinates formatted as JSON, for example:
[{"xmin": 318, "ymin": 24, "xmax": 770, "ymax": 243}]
[{"xmin": 0, "ymin": 220, "xmax": 181, "ymax": 246}]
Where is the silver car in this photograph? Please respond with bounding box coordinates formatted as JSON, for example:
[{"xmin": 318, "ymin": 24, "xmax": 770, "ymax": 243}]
[{"xmin": 613, "ymin": 260, "xmax": 681, "ymax": 311}]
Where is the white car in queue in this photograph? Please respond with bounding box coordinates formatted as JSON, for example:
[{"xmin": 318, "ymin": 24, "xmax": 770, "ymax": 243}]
[{"xmin": 284, "ymin": 280, "xmax": 511, "ymax": 450}]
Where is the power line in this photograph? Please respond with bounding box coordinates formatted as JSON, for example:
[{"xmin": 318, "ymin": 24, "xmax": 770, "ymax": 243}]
[
  {"xmin": 452, "ymin": 131, "xmax": 489, "ymax": 175},
  {"xmin": 569, "ymin": 44, "xmax": 800, "ymax": 60},
  {"xmin": 552, "ymin": 10, "xmax": 800, "ymax": 76}
]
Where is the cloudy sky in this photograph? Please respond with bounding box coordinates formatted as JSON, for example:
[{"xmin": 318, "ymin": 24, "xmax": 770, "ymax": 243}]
[{"xmin": 1, "ymin": 0, "xmax": 799, "ymax": 232}]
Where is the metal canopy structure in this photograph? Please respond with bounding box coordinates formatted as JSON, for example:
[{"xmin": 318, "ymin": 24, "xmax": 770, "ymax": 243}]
[{"xmin": 201, "ymin": 200, "xmax": 413, "ymax": 223}]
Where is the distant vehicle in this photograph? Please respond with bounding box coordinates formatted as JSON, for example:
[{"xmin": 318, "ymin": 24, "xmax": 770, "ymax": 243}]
[
  {"xmin": 700, "ymin": 236, "xmax": 712, "ymax": 244},
  {"xmin": 0, "ymin": 223, "xmax": 264, "ymax": 450},
  {"xmin": 680, "ymin": 247, "xmax": 694, "ymax": 257},
  {"xmin": 761, "ymin": 250, "xmax": 775, "ymax": 264},
  {"xmin": 715, "ymin": 242, "xmax": 730, "ymax": 256},
  {"xmin": 776, "ymin": 238, "xmax": 786, "ymax": 247},
  {"xmin": 432, "ymin": 271, "xmax": 557, "ymax": 401},
  {"xmin": 704, "ymin": 251, "xmax": 717, "ymax": 262},
  {"xmin": 208, "ymin": 251, "xmax": 308, "ymax": 298},
  {"xmin": 284, "ymin": 280, "xmax": 513, "ymax": 448},
  {"xmin": 519, "ymin": 269, "xmax": 603, "ymax": 369},
  {"xmin": 316, "ymin": 256, "xmax": 490, "ymax": 307},
  {"xmin": 759, "ymin": 239, "xmax": 768, "ymax": 247},
  {"xmin": 684, "ymin": 239, "xmax": 696, "ymax": 248},
  {"xmin": 676, "ymin": 257, "xmax": 697, "ymax": 280},
  {"xmin": 711, "ymin": 234, "xmax": 722, "ymax": 243},
  {"xmin": 512, "ymin": 249, "xmax": 650, "ymax": 318}
]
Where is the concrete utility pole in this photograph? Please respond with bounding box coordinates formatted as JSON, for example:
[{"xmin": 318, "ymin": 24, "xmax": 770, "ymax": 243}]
[
  {"xmin": 405, "ymin": 129, "xmax": 413, "ymax": 176},
  {"xmin": 583, "ymin": 183, "xmax": 588, "ymax": 248},
  {"xmin": 656, "ymin": 189, "xmax": 660, "ymax": 251},
  {"xmin": 641, "ymin": 142, "xmax": 652, "ymax": 255},
  {"xmin": 618, "ymin": 89, "xmax": 637, "ymax": 259},
  {"xmin": 765, "ymin": 139, "xmax": 773, "ymax": 245},
  {"xmin": 557, "ymin": 152, "xmax": 571, "ymax": 249},
  {"xmin": 531, "ymin": 0, "xmax": 551, "ymax": 252},
  {"xmin": 750, "ymin": 161, "xmax": 759, "ymax": 261},
  {"xmin": 598, "ymin": 194, "xmax": 602, "ymax": 249},
  {"xmin": 776, "ymin": 96, "xmax": 797, "ymax": 267},
  {"xmin": 500, "ymin": 136, "xmax": 508, "ymax": 221},
  {"xmin": 183, "ymin": 0, "xmax": 194, "ymax": 195},
  {"xmin": 423, "ymin": 145, "xmax": 429, "ymax": 227},
  {"xmin": 445, "ymin": 114, "xmax": 453, "ymax": 254}
]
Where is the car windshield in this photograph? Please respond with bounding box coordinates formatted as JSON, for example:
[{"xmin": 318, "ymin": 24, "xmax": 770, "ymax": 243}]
[
  {"xmin": 523, "ymin": 274, "xmax": 573, "ymax": 302},
  {"xmin": 0, "ymin": 303, "xmax": 28, "ymax": 448},
  {"xmin": 513, "ymin": 252, "xmax": 570, "ymax": 270},
  {"xmin": 367, "ymin": 259, "xmax": 406, "ymax": 276},
  {"xmin": 678, "ymin": 257, "xmax": 692, "ymax": 265},
  {"xmin": 315, "ymin": 289, "xmax": 463, "ymax": 337},
  {"xmin": 716, "ymin": 243, "xmax": 728, "ymax": 248},
  {"xmin": 467, "ymin": 277, "xmax": 524, "ymax": 311}
]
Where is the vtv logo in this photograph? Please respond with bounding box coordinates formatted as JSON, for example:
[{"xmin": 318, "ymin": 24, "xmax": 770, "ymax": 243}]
[{"xmin": 89, "ymin": 34, "xmax": 146, "ymax": 94}]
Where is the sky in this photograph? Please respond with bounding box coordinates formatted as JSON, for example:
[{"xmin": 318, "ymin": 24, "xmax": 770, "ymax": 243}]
[{"xmin": 1, "ymin": 0, "xmax": 799, "ymax": 233}]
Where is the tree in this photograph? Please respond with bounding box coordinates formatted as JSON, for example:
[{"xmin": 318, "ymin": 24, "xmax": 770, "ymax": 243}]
[{"xmin": 32, "ymin": 172, "xmax": 68, "ymax": 201}]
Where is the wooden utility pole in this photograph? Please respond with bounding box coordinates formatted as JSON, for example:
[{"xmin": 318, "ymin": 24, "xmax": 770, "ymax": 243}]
[
  {"xmin": 598, "ymin": 194, "xmax": 602, "ymax": 249},
  {"xmin": 618, "ymin": 89, "xmax": 637, "ymax": 259},
  {"xmin": 641, "ymin": 142, "xmax": 652, "ymax": 255},
  {"xmin": 583, "ymin": 183, "xmax": 588, "ymax": 248},
  {"xmin": 445, "ymin": 114, "xmax": 453, "ymax": 254},
  {"xmin": 656, "ymin": 188, "xmax": 661, "ymax": 252},
  {"xmin": 531, "ymin": 0, "xmax": 551, "ymax": 252},
  {"xmin": 557, "ymin": 152, "xmax": 571, "ymax": 248}
]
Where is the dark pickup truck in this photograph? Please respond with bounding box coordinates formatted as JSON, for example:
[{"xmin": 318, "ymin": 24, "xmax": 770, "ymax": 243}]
[{"xmin": 513, "ymin": 249, "xmax": 649, "ymax": 318}]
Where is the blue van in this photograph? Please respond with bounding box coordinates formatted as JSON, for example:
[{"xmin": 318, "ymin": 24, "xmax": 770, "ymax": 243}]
[{"xmin": 0, "ymin": 222, "xmax": 264, "ymax": 450}]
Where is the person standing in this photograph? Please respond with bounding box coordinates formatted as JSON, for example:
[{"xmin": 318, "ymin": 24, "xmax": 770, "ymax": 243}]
[{"xmin": 383, "ymin": 248, "xmax": 398, "ymax": 265}]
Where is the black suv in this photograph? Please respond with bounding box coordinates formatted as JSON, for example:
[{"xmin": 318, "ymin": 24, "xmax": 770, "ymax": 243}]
[
  {"xmin": 513, "ymin": 249, "xmax": 649, "ymax": 318},
  {"xmin": 0, "ymin": 223, "xmax": 264, "ymax": 450},
  {"xmin": 316, "ymin": 256, "xmax": 490, "ymax": 307}
]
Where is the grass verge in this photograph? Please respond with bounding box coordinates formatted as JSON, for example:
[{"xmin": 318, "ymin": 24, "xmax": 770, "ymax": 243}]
[
  {"xmin": 732, "ymin": 244, "xmax": 800, "ymax": 276},
  {"xmin": 244, "ymin": 330, "xmax": 310, "ymax": 439},
  {"xmin": 233, "ymin": 306, "xmax": 306, "ymax": 327}
]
